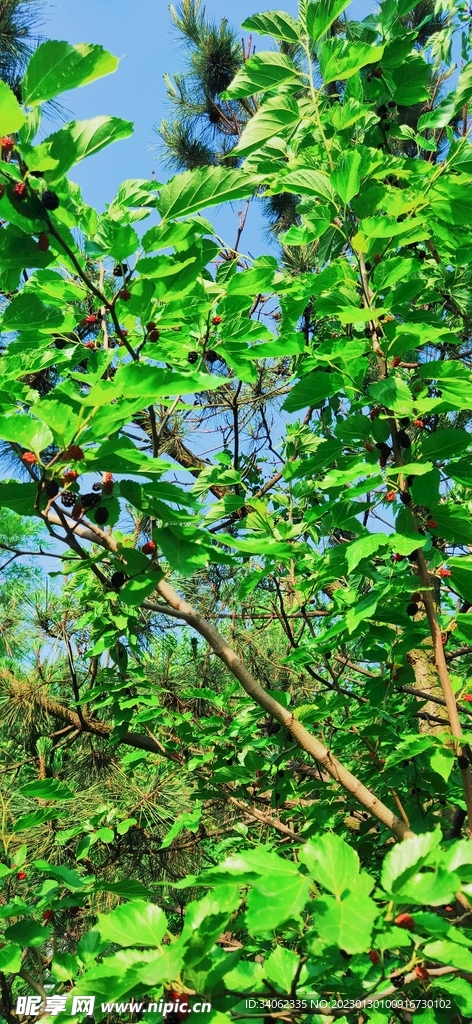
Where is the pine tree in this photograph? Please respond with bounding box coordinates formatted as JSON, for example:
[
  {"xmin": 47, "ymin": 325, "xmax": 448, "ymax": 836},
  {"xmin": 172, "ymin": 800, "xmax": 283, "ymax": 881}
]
[
  {"xmin": 0, "ymin": 0, "xmax": 44, "ymax": 96},
  {"xmin": 156, "ymin": 0, "xmax": 250, "ymax": 171}
]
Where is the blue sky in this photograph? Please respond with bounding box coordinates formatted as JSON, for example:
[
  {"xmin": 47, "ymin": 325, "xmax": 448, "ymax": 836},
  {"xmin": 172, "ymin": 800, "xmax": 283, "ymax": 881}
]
[{"xmin": 40, "ymin": 0, "xmax": 375, "ymax": 222}]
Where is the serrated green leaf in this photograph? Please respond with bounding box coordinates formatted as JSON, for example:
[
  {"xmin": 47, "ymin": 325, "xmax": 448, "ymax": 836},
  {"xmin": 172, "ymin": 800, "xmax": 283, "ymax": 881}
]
[
  {"xmin": 307, "ymin": 0, "xmax": 351, "ymax": 42},
  {"xmin": 0, "ymin": 414, "xmax": 53, "ymax": 454},
  {"xmin": 233, "ymin": 94, "xmax": 300, "ymax": 157},
  {"xmin": 223, "ymin": 52, "xmax": 300, "ymax": 98},
  {"xmin": 97, "ymin": 900, "xmax": 167, "ymax": 947},
  {"xmin": 157, "ymin": 166, "xmax": 260, "ymax": 220},
  {"xmin": 242, "ymin": 10, "xmax": 300, "ymax": 42},
  {"xmin": 5, "ymin": 920, "xmax": 51, "ymax": 948},
  {"xmin": 0, "ymin": 81, "xmax": 25, "ymax": 135},
  {"xmin": 22, "ymin": 40, "xmax": 120, "ymax": 106}
]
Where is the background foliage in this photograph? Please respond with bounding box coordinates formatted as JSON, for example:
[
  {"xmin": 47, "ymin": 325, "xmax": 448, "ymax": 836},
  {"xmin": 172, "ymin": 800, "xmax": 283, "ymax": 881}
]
[{"xmin": 1, "ymin": 1, "xmax": 472, "ymax": 1023}]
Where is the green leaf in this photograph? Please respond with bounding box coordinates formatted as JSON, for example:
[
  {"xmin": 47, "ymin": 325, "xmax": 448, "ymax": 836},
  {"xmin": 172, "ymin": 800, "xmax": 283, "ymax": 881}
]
[
  {"xmin": 13, "ymin": 808, "xmax": 68, "ymax": 832},
  {"xmin": 93, "ymin": 879, "xmax": 151, "ymax": 899},
  {"xmin": 97, "ymin": 900, "xmax": 167, "ymax": 947},
  {"xmin": 233, "ymin": 94, "xmax": 300, "ymax": 157},
  {"xmin": 52, "ymin": 953, "xmax": 80, "ymax": 981},
  {"xmin": 176, "ymin": 888, "xmax": 240, "ymax": 968},
  {"xmin": 33, "ymin": 861, "xmax": 87, "ymax": 890},
  {"xmin": 160, "ymin": 804, "xmax": 202, "ymax": 850},
  {"xmin": 399, "ymin": 865, "xmax": 460, "ymax": 906},
  {"xmin": 315, "ymin": 893, "xmax": 378, "ymax": 954},
  {"xmin": 307, "ymin": 0, "xmax": 351, "ymax": 42},
  {"xmin": 381, "ymin": 829, "xmax": 442, "ymax": 894},
  {"xmin": 114, "ymin": 364, "xmax": 223, "ymax": 400},
  {"xmin": 0, "ymin": 230, "xmax": 55, "ymax": 271},
  {"xmin": 116, "ymin": 818, "xmax": 137, "ymax": 836},
  {"xmin": 422, "ymin": 940, "xmax": 472, "ymax": 972},
  {"xmin": 331, "ymin": 150, "xmax": 362, "ymax": 205},
  {"xmin": 346, "ymin": 591, "xmax": 379, "ymax": 633},
  {"xmin": 0, "ymin": 943, "xmax": 22, "ymax": 973},
  {"xmin": 46, "ymin": 116, "xmax": 133, "ymax": 180},
  {"xmin": 320, "ymin": 40, "xmax": 385, "ymax": 84},
  {"xmin": 368, "ymin": 377, "xmax": 412, "ymax": 412},
  {"xmin": 157, "ymin": 166, "xmax": 260, "ymax": 220},
  {"xmin": 119, "ymin": 572, "xmax": 163, "ymax": 607},
  {"xmin": 20, "ymin": 779, "xmax": 74, "ymax": 801},
  {"xmin": 0, "ymin": 414, "xmax": 53, "ymax": 454},
  {"xmin": 77, "ymin": 929, "xmax": 106, "ymax": 964},
  {"xmin": 22, "ymin": 40, "xmax": 120, "ymax": 106},
  {"xmin": 282, "ymin": 372, "xmax": 345, "ymax": 412},
  {"xmin": 300, "ymin": 834, "xmax": 359, "ymax": 898},
  {"xmin": 418, "ymin": 61, "xmax": 472, "ymax": 130},
  {"xmin": 448, "ymin": 558, "xmax": 472, "ymax": 604},
  {"xmin": 242, "ymin": 11, "xmax": 300, "ymax": 43},
  {"xmin": 5, "ymin": 920, "xmax": 51, "ymax": 948},
  {"xmin": 393, "ymin": 55, "xmax": 431, "ymax": 105},
  {"xmin": 95, "ymin": 219, "xmax": 138, "ymax": 262},
  {"xmin": 2, "ymin": 293, "xmax": 65, "ymax": 332},
  {"xmin": 223, "ymin": 52, "xmax": 300, "ymax": 98},
  {"xmin": 0, "ymin": 81, "xmax": 25, "ymax": 135},
  {"xmin": 96, "ymin": 827, "xmax": 115, "ymax": 844},
  {"xmin": 154, "ymin": 526, "xmax": 209, "ymax": 577},
  {"xmin": 421, "ymin": 428, "xmax": 471, "ymax": 461},
  {"xmin": 345, "ymin": 533, "xmax": 389, "ymax": 573},
  {"xmin": 263, "ymin": 946, "xmax": 304, "ymax": 993}
]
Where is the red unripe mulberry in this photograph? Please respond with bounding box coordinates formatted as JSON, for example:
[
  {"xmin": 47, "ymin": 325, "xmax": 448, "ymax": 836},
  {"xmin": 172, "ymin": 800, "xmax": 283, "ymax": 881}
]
[
  {"xmin": 17, "ymin": 871, "xmax": 27, "ymax": 880},
  {"xmin": 60, "ymin": 445, "xmax": 85, "ymax": 462},
  {"xmin": 426, "ymin": 519, "xmax": 438, "ymax": 529},
  {"xmin": 37, "ymin": 233, "xmax": 49, "ymax": 251},
  {"xmin": 438, "ymin": 567, "xmax": 451, "ymax": 577},
  {"xmin": 386, "ymin": 490, "xmax": 395, "ymax": 502},
  {"xmin": 212, "ymin": 315, "xmax": 222, "ymax": 325},
  {"xmin": 43, "ymin": 910, "xmax": 53, "ymax": 921},
  {"xmin": 13, "ymin": 182, "xmax": 26, "ymax": 199},
  {"xmin": 391, "ymin": 356, "xmax": 401, "ymax": 367},
  {"xmin": 395, "ymin": 913, "xmax": 414, "ymax": 929},
  {"xmin": 22, "ymin": 451, "xmax": 37, "ymax": 464},
  {"xmin": 142, "ymin": 541, "xmax": 156, "ymax": 555},
  {"xmin": 102, "ymin": 472, "xmax": 114, "ymax": 495},
  {"xmin": 368, "ymin": 950, "xmax": 380, "ymax": 964}
]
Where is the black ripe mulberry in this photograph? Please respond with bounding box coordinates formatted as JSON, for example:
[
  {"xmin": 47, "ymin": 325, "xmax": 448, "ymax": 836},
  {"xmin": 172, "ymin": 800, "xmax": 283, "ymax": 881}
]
[
  {"xmin": 81, "ymin": 492, "xmax": 101, "ymax": 510},
  {"xmin": 42, "ymin": 190, "xmax": 60, "ymax": 211},
  {"xmin": 110, "ymin": 571, "xmax": 127, "ymax": 590},
  {"xmin": 94, "ymin": 506, "xmax": 109, "ymax": 525},
  {"xmin": 61, "ymin": 491, "xmax": 77, "ymax": 508},
  {"xmin": 397, "ymin": 429, "xmax": 411, "ymax": 449},
  {"xmin": 407, "ymin": 602, "xmax": 419, "ymax": 616},
  {"xmin": 188, "ymin": 351, "xmax": 198, "ymax": 364},
  {"xmin": 391, "ymin": 975, "xmax": 405, "ymax": 988},
  {"xmin": 44, "ymin": 480, "xmax": 60, "ymax": 498}
]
